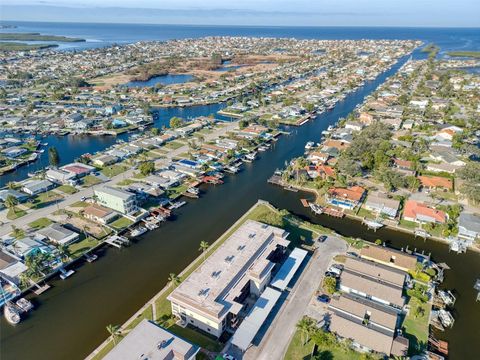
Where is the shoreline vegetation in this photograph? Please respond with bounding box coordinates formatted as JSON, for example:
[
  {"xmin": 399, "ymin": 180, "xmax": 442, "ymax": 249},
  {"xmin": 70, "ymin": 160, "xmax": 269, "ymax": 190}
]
[
  {"xmin": 0, "ymin": 42, "xmax": 58, "ymax": 51},
  {"xmin": 0, "ymin": 32, "xmax": 85, "ymax": 42},
  {"xmin": 446, "ymin": 51, "xmax": 480, "ymax": 58}
]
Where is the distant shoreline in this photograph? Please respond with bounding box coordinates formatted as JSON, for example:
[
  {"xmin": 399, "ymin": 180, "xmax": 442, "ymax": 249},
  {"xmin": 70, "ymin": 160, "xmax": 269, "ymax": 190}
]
[
  {"xmin": 0, "ymin": 32, "xmax": 85, "ymax": 42},
  {"xmin": 0, "ymin": 42, "xmax": 58, "ymax": 51}
]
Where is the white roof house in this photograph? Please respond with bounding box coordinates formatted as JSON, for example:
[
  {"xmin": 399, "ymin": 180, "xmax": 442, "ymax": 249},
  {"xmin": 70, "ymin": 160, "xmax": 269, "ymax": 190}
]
[{"xmin": 104, "ymin": 319, "xmax": 200, "ymax": 360}]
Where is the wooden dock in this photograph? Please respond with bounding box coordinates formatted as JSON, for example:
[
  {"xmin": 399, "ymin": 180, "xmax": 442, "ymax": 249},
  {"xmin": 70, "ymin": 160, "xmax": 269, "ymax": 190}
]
[{"xmin": 324, "ymin": 207, "xmax": 345, "ymax": 218}]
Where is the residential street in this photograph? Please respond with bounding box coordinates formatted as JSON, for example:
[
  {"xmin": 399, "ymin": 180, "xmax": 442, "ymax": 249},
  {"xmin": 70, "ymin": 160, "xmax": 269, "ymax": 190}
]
[{"xmin": 244, "ymin": 235, "xmax": 347, "ymax": 360}]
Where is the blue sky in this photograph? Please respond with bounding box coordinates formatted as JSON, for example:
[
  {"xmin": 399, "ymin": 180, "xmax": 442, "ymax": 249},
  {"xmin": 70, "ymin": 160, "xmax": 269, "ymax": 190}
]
[{"xmin": 2, "ymin": 0, "xmax": 480, "ymax": 27}]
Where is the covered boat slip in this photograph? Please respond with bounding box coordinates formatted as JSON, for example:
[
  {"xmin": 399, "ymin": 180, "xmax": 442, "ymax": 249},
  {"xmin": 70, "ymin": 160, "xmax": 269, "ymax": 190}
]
[
  {"xmin": 270, "ymin": 248, "xmax": 308, "ymax": 291},
  {"xmin": 231, "ymin": 287, "xmax": 282, "ymax": 352}
]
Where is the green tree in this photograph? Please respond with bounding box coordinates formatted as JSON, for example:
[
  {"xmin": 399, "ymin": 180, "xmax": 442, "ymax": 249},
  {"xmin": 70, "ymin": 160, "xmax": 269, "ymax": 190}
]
[
  {"xmin": 169, "ymin": 117, "xmax": 184, "ymax": 129},
  {"xmin": 106, "ymin": 324, "xmax": 122, "ymax": 345},
  {"xmin": 48, "ymin": 146, "xmax": 60, "ymax": 167},
  {"xmin": 199, "ymin": 241, "xmax": 209, "ymax": 262},
  {"xmin": 150, "ymin": 127, "xmax": 160, "ymax": 136},
  {"xmin": 168, "ymin": 273, "xmax": 181, "ymax": 289},
  {"xmin": 5, "ymin": 195, "xmax": 18, "ymax": 215},
  {"xmin": 139, "ymin": 161, "xmax": 155, "ymax": 176},
  {"xmin": 296, "ymin": 316, "xmax": 316, "ymax": 345}
]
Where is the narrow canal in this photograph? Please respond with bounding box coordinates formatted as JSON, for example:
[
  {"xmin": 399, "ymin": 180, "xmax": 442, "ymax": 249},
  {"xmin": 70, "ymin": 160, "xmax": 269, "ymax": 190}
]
[{"xmin": 1, "ymin": 54, "xmax": 478, "ymax": 360}]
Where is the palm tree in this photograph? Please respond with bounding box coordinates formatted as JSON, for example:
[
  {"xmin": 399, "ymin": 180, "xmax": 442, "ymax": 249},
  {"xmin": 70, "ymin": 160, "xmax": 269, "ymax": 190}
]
[
  {"xmin": 199, "ymin": 241, "xmax": 209, "ymax": 262},
  {"xmin": 296, "ymin": 316, "xmax": 315, "ymax": 345},
  {"xmin": 57, "ymin": 244, "xmax": 71, "ymax": 263},
  {"xmin": 168, "ymin": 273, "xmax": 181, "ymax": 289},
  {"xmin": 106, "ymin": 324, "xmax": 122, "ymax": 345},
  {"xmin": 5, "ymin": 195, "xmax": 18, "ymax": 215},
  {"xmin": 6, "ymin": 181, "xmax": 16, "ymax": 190}
]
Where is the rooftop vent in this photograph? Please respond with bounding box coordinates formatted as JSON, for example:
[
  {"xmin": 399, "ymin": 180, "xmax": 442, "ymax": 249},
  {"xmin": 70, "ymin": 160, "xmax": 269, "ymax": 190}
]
[
  {"xmin": 237, "ymin": 245, "xmax": 246, "ymax": 251},
  {"xmin": 248, "ymin": 232, "xmax": 256, "ymax": 239},
  {"xmin": 198, "ymin": 288, "xmax": 210, "ymax": 297},
  {"xmin": 225, "ymin": 255, "xmax": 235, "ymax": 263}
]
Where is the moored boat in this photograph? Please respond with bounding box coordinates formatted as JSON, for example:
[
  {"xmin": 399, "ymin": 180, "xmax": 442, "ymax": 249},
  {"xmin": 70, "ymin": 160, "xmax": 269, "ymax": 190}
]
[{"xmin": 4, "ymin": 302, "xmax": 21, "ymax": 325}]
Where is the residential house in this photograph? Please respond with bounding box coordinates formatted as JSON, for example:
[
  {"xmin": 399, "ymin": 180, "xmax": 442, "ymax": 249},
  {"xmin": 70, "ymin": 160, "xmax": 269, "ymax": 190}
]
[
  {"xmin": 458, "ymin": 212, "xmax": 480, "ymax": 242},
  {"xmin": 37, "ymin": 223, "xmax": 80, "ymax": 246},
  {"xmin": 83, "ymin": 204, "xmax": 118, "ymax": 224},
  {"xmin": 364, "ymin": 192, "xmax": 400, "ymax": 219},
  {"xmin": 21, "ymin": 179, "xmax": 54, "ymax": 196},
  {"xmin": 94, "ymin": 186, "xmax": 137, "ymax": 215},
  {"xmin": 360, "ymin": 245, "xmax": 417, "ymax": 272},
  {"xmin": 326, "ymin": 186, "xmax": 366, "ymax": 210},
  {"xmin": 103, "ymin": 319, "xmax": 200, "ymax": 360},
  {"xmin": 418, "ymin": 175, "xmax": 453, "ymax": 191},
  {"xmin": 403, "ymin": 200, "xmax": 447, "ymax": 224}
]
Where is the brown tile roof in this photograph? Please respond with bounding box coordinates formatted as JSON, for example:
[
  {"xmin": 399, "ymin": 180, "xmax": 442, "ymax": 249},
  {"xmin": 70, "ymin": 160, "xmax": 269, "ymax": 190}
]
[
  {"xmin": 328, "ymin": 186, "xmax": 365, "ymax": 202},
  {"xmin": 360, "ymin": 245, "xmax": 418, "ymax": 271},
  {"xmin": 344, "ymin": 257, "xmax": 406, "ymax": 287},
  {"xmin": 418, "ymin": 175, "xmax": 453, "ymax": 190}
]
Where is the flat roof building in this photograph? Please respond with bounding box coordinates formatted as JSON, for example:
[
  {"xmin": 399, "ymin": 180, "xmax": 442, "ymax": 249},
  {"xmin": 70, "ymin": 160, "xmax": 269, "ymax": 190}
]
[
  {"xmin": 360, "ymin": 245, "xmax": 417, "ymax": 272},
  {"xmin": 168, "ymin": 220, "xmax": 290, "ymax": 338},
  {"xmin": 104, "ymin": 319, "xmax": 200, "ymax": 360},
  {"xmin": 94, "ymin": 186, "xmax": 137, "ymax": 215}
]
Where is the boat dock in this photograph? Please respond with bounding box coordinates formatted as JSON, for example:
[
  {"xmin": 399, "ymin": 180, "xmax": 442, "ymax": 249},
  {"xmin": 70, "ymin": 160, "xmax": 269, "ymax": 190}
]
[
  {"xmin": 323, "ymin": 207, "xmax": 344, "ymax": 218},
  {"xmin": 105, "ymin": 235, "xmax": 130, "ymax": 248},
  {"xmin": 362, "ymin": 218, "xmax": 384, "ymax": 231}
]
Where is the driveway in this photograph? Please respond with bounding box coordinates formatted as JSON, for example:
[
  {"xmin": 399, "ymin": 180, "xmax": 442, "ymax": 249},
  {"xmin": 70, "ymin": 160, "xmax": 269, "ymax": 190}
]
[{"xmin": 244, "ymin": 235, "xmax": 347, "ymax": 360}]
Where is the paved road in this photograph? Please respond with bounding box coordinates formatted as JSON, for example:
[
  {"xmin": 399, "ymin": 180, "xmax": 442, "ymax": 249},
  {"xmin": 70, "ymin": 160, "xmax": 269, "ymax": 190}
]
[
  {"xmin": 244, "ymin": 235, "xmax": 347, "ymax": 360},
  {"xmin": 0, "ymin": 121, "xmax": 238, "ymax": 237}
]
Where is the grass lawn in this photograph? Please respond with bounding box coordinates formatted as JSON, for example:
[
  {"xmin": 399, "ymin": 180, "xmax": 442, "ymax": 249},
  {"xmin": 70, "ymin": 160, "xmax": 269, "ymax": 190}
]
[
  {"xmin": 117, "ymin": 179, "xmax": 136, "ymax": 186},
  {"xmin": 83, "ymin": 175, "xmax": 103, "ymax": 187},
  {"xmin": 23, "ymin": 191, "xmax": 64, "ymax": 210},
  {"xmin": 57, "ymin": 184, "xmax": 78, "ymax": 194},
  {"xmin": 399, "ymin": 219, "xmax": 418, "ymax": 230},
  {"xmin": 70, "ymin": 201, "xmax": 89, "ymax": 208},
  {"xmin": 68, "ymin": 237, "xmax": 101, "ymax": 258},
  {"xmin": 28, "ymin": 217, "xmax": 52, "ymax": 229},
  {"xmin": 402, "ymin": 297, "xmax": 431, "ymax": 355},
  {"xmin": 101, "ymin": 164, "xmax": 129, "ymax": 178},
  {"xmin": 164, "ymin": 141, "xmax": 185, "ymax": 150},
  {"xmin": 166, "ymin": 183, "xmax": 189, "ymax": 199},
  {"xmin": 357, "ymin": 207, "xmax": 375, "ymax": 220},
  {"xmin": 110, "ymin": 216, "xmax": 133, "ymax": 230},
  {"xmin": 7, "ymin": 207, "xmax": 27, "ymax": 220},
  {"xmin": 285, "ymin": 330, "xmax": 365, "ymax": 360}
]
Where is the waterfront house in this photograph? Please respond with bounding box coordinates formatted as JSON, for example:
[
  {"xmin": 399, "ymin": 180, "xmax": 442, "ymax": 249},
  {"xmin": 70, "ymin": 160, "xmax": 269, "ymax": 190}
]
[
  {"xmin": 1, "ymin": 146, "xmax": 27, "ymax": 158},
  {"xmin": 168, "ymin": 220, "xmax": 291, "ymax": 338},
  {"xmin": 328, "ymin": 294, "xmax": 408, "ymax": 356},
  {"xmin": 307, "ymin": 151, "xmax": 330, "ymax": 165},
  {"xmin": 326, "ymin": 186, "xmax": 366, "ymax": 210},
  {"xmin": 426, "ymin": 162, "xmax": 461, "ymax": 174},
  {"xmin": 403, "ymin": 200, "xmax": 447, "ymax": 224},
  {"xmin": 37, "ymin": 223, "xmax": 80, "ymax": 246},
  {"xmin": 83, "ymin": 204, "xmax": 118, "ymax": 224},
  {"xmin": 3, "ymin": 235, "xmax": 55, "ymax": 261},
  {"xmin": 458, "ymin": 212, "xmax": 480, "ymax": 243},
  {"xmin": 306, "ymin": 165, "xmax": 336, "ymax": 180},
  {"xmin": 360, "ymin": 245, "xmax": 418, "ymax": 272},
  {"xmin": 93, "ymin": 154, "xmax": 119, "ymax": 167},
  {"xmin": 363, "ymin": 192, "xmax": 400, "ymax": 219},
  {"xmin": 94, "ymin": 186, "xmax": 138, "ymax": 215},
  {"xmin": 21, "ymin": 179, "xmax": 55, "ymax": 196},
  {"xmin": 46, "ymin": 168, "xmax": 77, "ymax": 185},
  {"xmin": 338, "ymin": 257, "xmax": 406, "ymax": 310},
  {"xmin": 0, "ymin": 252, "xmax": 28, "ymax": 286},
  {"xmin": 418, "ymin": 175, "xmax": 453, "ymax": 191},
  {"xmin": 103, "ymin": 319, "xmax": 200, "ymax": 360},
  {"xmin": 61, "ymin": 162, "xmax": 95, "ymax": 178}
]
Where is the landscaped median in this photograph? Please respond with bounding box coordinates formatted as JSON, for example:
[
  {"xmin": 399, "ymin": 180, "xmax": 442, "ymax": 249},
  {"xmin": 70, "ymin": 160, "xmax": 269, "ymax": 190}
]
[{"xmin": 87, "ymin": 200, "xmax": 332, "ymax": 360}]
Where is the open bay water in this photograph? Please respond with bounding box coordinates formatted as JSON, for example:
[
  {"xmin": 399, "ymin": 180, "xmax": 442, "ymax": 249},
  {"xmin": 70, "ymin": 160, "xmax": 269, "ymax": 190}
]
[{"xmin": 0, "ymin": 23, "xmax": 479, "ymax": 360}]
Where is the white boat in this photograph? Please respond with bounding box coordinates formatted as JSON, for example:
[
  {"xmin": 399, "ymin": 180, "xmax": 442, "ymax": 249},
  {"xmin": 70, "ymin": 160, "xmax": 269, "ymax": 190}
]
[
  {"xmin": 258, "ymin": 145, "xmax": 268, "ymax": 152},
  {"xmin": 59, "ymin": 268, "xmax": 75, "ymax": 280},
  {"xmin": 321, "ymin": 130, "xmax": 330, "ymax": 135},
  {"xmin": 170, "ymin": 201, "xmax": 186, "ymax": 209},
  {"xmin": 4, "ymin": 302, "xmax": 21, "ymax": 325},
  {"xmin": 327, "ymin": 125, "xmax": 334, "ymax": 131},
  {"xmin": 305, "ymin": 141, "xmax": 315, "ymax": 150},
  {"xmin": 438, "ymin": 290, "xmax": 456, "ymax": 306},
  {"xmin": 84, "ymin": 253, "xmax": 98, "ymax": 263},
  {"xmin": 130, "ymin": 226, "xmax": 148, "ymax": 237},
  {"xmin": 187, "ymin": 187, "xmax": 199, "ymax": 195},
  {"xmin": 15, "ymin": 298, "xmax": 33, "ymax": 313},
  {"xmin": 226, "ymin": 166, "xmax": 239, "ymax": 174},
  {"xmin": 245, "ymin": 152, "xmax": 257, "ymax": 161},
  {"xmin": 438, "ymin": 309, "xmax": 454, "ymax": 328},
  {"xmin": 145, "ymin": 222, "xmax": 159, "ymax": 230},
  {"xmin": 309, "ymin": 203, "xmax": 324, "ymax": 215}
]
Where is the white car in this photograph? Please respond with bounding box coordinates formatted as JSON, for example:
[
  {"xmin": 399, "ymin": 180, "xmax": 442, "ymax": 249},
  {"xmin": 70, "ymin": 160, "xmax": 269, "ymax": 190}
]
[{"xmin": 223, "ymin": 354, "xmax": 236, "ymax": 360}]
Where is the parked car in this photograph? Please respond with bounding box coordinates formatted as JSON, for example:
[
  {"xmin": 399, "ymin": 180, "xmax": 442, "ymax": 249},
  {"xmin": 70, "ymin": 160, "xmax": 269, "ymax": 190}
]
[
  {"xmin": 325, "ymin": 271, "xmax": 339, "ymax": 278},
  {"xmin": 318, "ymin": 235, "xmax": 327, "ymax": 243},
  {"xmin": 327, "ymin": 266, "xmax": 342, "ymax": 276},
  {"xmin": 223, "ymin": 354, "xmax": 236, "ymax": 360},
  {"xmin": 347, "ymin": 251, "xmax": 359, "ymax": 258},
  {"xmin": 317, "ymin": 294, "xmax": 330, "ymax": 303}
]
